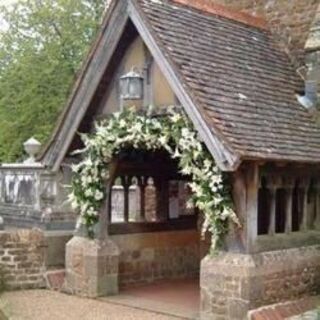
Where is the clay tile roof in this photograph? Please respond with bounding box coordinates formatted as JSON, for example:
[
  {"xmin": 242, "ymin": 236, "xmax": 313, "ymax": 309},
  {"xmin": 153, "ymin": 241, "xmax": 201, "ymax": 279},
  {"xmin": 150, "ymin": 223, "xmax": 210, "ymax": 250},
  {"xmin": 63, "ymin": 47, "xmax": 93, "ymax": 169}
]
[
  {"xmin": 135, "ymin": 0, "xmax": 320, "ymax": 164},
  {"xmin": 41, "ymin": 0, "xmax": 320, "ymax": 170}
]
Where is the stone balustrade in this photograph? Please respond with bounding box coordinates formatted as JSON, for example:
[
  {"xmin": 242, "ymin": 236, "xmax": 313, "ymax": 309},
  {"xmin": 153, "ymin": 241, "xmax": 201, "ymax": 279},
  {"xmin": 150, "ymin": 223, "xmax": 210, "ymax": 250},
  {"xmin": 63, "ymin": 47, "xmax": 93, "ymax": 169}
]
[{"xmin": 0, "ymin": 163, "xmax": 75, "ymax": 230}]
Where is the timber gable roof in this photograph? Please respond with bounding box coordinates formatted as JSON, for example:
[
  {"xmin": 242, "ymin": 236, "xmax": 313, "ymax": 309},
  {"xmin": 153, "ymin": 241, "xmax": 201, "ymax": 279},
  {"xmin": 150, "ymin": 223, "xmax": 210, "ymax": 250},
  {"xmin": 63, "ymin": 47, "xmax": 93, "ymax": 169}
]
[{"xmin": 41, "ymin": 0, "xmax": 320, "ymax": 172}]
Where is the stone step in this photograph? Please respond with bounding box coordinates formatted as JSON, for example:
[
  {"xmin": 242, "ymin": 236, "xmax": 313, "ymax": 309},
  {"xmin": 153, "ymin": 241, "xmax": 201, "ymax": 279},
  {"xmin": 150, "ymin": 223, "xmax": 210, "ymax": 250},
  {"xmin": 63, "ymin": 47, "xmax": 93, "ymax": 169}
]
[
  {"xmin": 249, "ymin": 297, "xmax": 319, "ymax": 320},
  {"xmin": 45, "ymin": 269, "xmax": 66, "ymax": 291}
]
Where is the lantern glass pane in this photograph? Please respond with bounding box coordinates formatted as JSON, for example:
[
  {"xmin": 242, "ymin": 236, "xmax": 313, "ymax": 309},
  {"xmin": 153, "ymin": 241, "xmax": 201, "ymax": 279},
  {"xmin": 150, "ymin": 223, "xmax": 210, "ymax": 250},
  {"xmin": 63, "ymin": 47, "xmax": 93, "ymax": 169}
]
[
  {"xmin": 138, "ymin": 78, "xmax": 143, "ymax": 99},
  {"xmin": 129, "ymin": 79, "xmax": 137, "ymax": 98},
  {"xmin": 138, "ymin": 79, "xmax": 143, "ymax": 98},
  {"xmin": 119, "ymin": 72, "xmax": 144, "ymax": 100},
  {"xmin": 128, "ymin": 78, "xmax": 143, "ymax": 99},
  {"xmin": 120, "ymin": 78, "xmax": 129, "ymax": 99}
]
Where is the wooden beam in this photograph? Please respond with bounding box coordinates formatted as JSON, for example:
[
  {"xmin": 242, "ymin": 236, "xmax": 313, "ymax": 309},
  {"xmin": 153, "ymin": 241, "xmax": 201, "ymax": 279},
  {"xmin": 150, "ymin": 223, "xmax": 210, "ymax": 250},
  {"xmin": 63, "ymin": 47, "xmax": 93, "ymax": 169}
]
[
  {"xmin": 154, "ymin": 176, "xmax": 169, "ymax": 221},
  {"xmin": 49, "ymin": 1, "xmax": 129, "ymax": 171},
  {"xmin": 128, "ymin": 0, "xmax": 240, "ymax": 171},
  {"xmin": 315, "ymin": 181, "xmax": 320, "ymax": 230},
  {"xmin": 97, "ymin": 161, "xmax": 119, "ymax": 240},
  {"xmin": 245, "ymin": 163, "xmax": 259, "ymax": 252},
  {"xmin": 285, "ymin": 188, "xmax": 293, "ymax": 233},
  {"xmin": 228, "ymin": 169, "xmax": 247, "ymax": 252},
  {"xmin": 138, "ymin": 176, "xmax": 147, "ymax": 221},
  {"xmin": 121, "ymin": 176, "xmax": 131, "ymax": 222},
  {"xmin": 299, "ymin": 178, "xmax": 310, "ymax": 231},
  {"xmin": 108, "ymin": 216, "xmax": 197, "ymax": 235},
  {"xmin": 268, "ymin": 187, "xmax": 276, "ymax": 235},
  {"xmin": 283, "ymin": 177, "xmax": 295, "ymax": 234}
]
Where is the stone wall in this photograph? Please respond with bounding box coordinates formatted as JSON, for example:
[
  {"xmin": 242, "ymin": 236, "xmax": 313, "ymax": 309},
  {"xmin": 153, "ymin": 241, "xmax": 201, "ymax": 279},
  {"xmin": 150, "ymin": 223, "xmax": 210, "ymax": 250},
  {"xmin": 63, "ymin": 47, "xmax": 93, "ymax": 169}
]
[
  {"xmin": 45, "ymin": 231, "xmax": 73, "ymax": 268},
  {"xmin": 64, "ymin": 229, "xmax": 203, "ymax": 297},
  {"xmin": 213, "ymin": 0, "xmax": 320, "ymax": 65},
  {"xmin": 112, "ymin": 230, "xmax": 201, "ymax": 288},
  {"xmin": 200, "ymin": 245, "xmax": 320, "ymax": 320},
  {"xmin": 306, "ymin": 3, "xmax": 320, "ymax": 51},
  {"xmin": 0, "ymin": 229, "xmax": 46, "ymax": 290}
]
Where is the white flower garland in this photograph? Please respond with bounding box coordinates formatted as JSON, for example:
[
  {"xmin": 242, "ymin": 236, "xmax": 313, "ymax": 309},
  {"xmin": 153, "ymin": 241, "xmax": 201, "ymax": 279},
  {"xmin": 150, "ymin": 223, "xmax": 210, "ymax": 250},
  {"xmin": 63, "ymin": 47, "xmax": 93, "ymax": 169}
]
[{"xmin": 69, "ymin": 107, "xmax": 239, "ymax": 250}]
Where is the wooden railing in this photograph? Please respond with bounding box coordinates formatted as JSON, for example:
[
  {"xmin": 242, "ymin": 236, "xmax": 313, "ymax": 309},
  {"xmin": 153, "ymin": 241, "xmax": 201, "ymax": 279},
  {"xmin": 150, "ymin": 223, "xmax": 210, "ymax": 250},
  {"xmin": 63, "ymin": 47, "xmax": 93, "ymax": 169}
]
[
  {"xmin": 258, "ymin": 173, "xmax": 320, "ymax": 236},
  {"xmin": 103, "ymin": 152, "xmax": 197, "ymax": 235}
]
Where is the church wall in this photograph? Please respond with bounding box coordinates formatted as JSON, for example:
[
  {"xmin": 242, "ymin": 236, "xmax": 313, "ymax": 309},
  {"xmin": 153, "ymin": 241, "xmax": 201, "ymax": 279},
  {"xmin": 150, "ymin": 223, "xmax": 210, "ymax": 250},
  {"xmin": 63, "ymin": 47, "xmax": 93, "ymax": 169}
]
[{"xmin": 213, "ymin": 0, "xmax": 320, "ymax": 65}]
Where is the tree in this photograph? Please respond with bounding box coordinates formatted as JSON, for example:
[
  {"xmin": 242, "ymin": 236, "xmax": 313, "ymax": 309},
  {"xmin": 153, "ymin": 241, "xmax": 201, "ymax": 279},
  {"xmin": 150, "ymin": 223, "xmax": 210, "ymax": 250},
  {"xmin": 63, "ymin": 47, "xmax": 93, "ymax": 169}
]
[{"xmin": 0, "ymin": 0, "xmax": 106, "ymax": 162}]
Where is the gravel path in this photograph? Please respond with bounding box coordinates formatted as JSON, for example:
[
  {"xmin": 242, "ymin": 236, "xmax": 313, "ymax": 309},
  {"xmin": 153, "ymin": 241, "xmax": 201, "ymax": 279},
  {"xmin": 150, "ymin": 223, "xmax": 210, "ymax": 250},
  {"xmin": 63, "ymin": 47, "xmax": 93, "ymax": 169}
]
[{"xmin": 0, "ymin": 290, "xmax": 181, "ymax": 320}]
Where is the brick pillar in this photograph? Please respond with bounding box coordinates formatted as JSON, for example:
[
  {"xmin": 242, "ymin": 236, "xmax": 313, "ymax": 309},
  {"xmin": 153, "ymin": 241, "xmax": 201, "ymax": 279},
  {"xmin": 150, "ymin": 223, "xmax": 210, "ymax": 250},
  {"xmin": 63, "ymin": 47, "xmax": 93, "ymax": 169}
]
[{"xmin": 64, "ymin": 236, "xmax": 119, "ymax": 297}]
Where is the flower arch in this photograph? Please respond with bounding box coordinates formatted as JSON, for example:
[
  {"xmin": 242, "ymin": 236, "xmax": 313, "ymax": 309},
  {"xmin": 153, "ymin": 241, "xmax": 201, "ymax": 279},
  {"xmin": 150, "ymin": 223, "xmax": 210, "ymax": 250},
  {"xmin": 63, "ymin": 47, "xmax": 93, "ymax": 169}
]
[{"xmin": 69, "ymin": 107, "xmax": 239, "ymax": 250}]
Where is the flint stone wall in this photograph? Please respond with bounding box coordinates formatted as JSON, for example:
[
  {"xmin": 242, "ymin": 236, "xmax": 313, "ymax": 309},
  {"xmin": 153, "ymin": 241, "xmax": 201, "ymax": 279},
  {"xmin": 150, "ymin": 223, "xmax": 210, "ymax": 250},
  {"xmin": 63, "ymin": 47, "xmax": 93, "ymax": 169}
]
[
  {"xmin": 200, "ymin": 245, "xmax": 320, "ymax": 320},
  {"xmin": 0, "ymin": 229, "xmax": 46, "ymax": 290}
]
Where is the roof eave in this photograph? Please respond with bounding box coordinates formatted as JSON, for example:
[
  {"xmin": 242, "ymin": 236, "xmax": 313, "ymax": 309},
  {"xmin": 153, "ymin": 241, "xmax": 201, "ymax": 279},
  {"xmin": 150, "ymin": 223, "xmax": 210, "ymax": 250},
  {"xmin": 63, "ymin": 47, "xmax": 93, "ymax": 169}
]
[
  {"xmin": 41, "ymin": 0, "xmax": 130, "ymax": 172},
  {"xmin": 41, "ymin": 0, "xmax": 242, "ymax": 172},
  {"xmin": 128, "ymin": 0, "xmax": 241, "ymax": 171}
]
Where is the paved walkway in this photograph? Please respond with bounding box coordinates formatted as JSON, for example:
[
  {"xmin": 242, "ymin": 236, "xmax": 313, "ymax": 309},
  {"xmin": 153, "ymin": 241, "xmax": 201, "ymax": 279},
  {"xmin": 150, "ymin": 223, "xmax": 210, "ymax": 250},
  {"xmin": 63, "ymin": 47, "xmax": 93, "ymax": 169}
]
[
  {"xmin": 104, "ymin": 278, "xmax": 199, "ymax": 319},
  {"xmin": 0, "ymin": 290, "xmax": 183, "ymax": 320},
  {"xmin": 289, "ymin": 310, "xmax": 320, "ymax": 319}
]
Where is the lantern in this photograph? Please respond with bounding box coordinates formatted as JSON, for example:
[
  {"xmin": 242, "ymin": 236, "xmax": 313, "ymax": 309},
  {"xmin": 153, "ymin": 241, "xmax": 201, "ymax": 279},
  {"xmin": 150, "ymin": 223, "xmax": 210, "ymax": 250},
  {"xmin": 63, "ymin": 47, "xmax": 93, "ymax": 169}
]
[{"xmin": 119, "ymin": 69, "xmax": 144, "ymax": 100}]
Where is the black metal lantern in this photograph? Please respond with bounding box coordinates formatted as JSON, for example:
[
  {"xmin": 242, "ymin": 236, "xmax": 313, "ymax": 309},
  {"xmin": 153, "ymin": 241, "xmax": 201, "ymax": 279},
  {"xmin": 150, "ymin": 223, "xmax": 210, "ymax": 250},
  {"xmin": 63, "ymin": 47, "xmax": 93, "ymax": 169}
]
[{"xmin": 120, "ymin": 69, "xmax": 144, "ymax": 100}]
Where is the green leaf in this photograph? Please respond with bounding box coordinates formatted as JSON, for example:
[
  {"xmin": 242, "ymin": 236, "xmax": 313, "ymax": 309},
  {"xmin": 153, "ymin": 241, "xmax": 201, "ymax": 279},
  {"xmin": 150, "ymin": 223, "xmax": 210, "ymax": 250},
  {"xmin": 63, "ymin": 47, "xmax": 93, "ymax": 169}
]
[{"xmin": 0, "ymin": 0, "xmax": 105, "ymax": 162}]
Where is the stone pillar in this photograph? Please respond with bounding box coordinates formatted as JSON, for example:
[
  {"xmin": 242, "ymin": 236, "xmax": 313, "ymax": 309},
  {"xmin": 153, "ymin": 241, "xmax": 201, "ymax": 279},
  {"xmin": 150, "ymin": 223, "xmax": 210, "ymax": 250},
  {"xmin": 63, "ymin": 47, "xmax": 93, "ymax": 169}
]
[
  {"xmin": 200, "ymin": 253, "xmax": 255, "ymax": 320},
  {"xmin": 64, "ymin": 162, "xmax": 120, "ymax": 297},
  {"xmin": 64, "ymin": 236, "xmax": 119, "ymax": 297},
  {"xmin": 200, "ymin": 246, "xmax": 320, "ymax": 320}
]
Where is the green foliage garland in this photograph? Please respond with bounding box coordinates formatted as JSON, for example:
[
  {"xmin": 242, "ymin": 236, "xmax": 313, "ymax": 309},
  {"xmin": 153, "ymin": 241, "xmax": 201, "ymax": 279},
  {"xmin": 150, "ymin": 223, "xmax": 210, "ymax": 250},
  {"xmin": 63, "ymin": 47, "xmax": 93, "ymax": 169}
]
[{"xmin": 69, "ymin": 107, "xmax": 239, "ymax": 250}]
